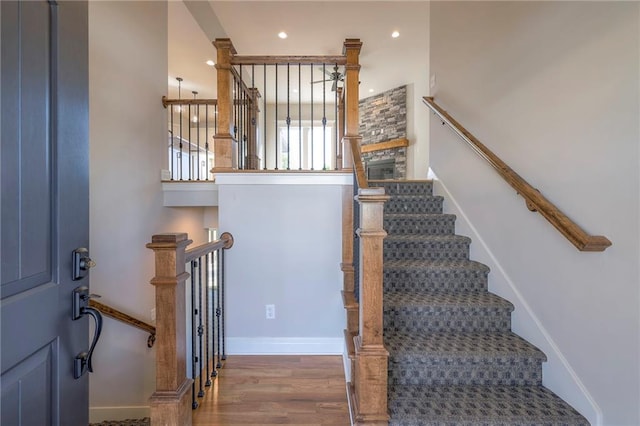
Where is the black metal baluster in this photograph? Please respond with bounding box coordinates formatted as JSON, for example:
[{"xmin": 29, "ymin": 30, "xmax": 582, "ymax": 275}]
[
  {"xmin": 190, "ymin": 260, "xmax": 199, "ymax": 409},
  {"xmin": 188, "ymin": 102, "xmax": 192, "ymax": 180},
  {"xmin": 310, "ymin": 64, "xmax": 314, "ymax": 170},
  {"xmin": 298, "ymin": 64, "xmax": 302, "ymax": 170},
  {"xmin": 322, "ymin": 63, "xmax": 327, "ymax": 170},
  {"xmin": 193, "ymin": 92, "xmax": 200, "ymax": 180},
  {"xmin": 286, "ymin": 63, "xmax": 290, "ymax": 170},
  {"xmin": 197, "ymin": 257, "xmax": 205, "ymax": 398},
  {"xmin": 275, "ymin": 64, "xmax": 278, "ymax": 170},
  {"xmin": 234, "ymin": 76, "xmax": 240, "ymax": 169},
  {"xmin": 211, "ymin": 249, "xmax": 218, "ymax": 378},
  {"xmin": 335, "ymin": 66, "xmax": 339, "ymax": 170},
  {"xmin": 221, "ymin": 247, "xmax": 226, "ymax": 361},
  {"xmin": 242, "ymin": 84, "xmax": 247, "ymax": 170},
  {"xmin": 353, "ymin": 174, "xmax": 360, "ymax": 302},
  {"xmin": 170, "ymin": 123, "xmax": 174, "ymax": 180},
  {"xmin": 205, "ymin": 252, "xmax": 212, "ymax": 386},
  {"xmin": 178, "ymin": 78, "xmax": 183, "ymax": 181},
  {"xmin": 251, "ymin": 64, "xmax": 255, "ymax": 170},
  {"xmin": 214, "ymin": 103, "xmax": 218, "ymax": 177},
  {"xmin": 239, "ymin": 65, "xmax": 243, "ymax": 169},
  {"xmin": 205, "ymin": 105, "xmax": 209, "ymax": 181},
  {"xmin": 216, "ymin": 247, "xmax": 222, "ymax": 369}
]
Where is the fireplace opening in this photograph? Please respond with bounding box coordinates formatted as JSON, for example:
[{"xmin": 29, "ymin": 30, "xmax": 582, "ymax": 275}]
[{"xmin": 366, "ymin": 158, "xmax": 396, "ymax": 180}]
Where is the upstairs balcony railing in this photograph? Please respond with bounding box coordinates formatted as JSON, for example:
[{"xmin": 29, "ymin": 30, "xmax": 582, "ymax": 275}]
[
  {"xmin": 212, "ymin": 38, "xmax": 353, "ymax": 172},
  {"xmin": 162, "ymin": 94, "xmax": 217, "ymax": 181}
]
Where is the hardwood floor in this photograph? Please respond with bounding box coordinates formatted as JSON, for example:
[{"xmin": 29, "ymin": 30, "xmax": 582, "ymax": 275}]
[{"xmin": 192, "ymin": 355, "xmax": 352, "ymax": 425}]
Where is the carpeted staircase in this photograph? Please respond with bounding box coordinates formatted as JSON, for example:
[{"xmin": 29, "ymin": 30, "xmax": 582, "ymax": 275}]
[{"xmin": 369, "ymin": 180, "xmax": 589, "ymax": 426}]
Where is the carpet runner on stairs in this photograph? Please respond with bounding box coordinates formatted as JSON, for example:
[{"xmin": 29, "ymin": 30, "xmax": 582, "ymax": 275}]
[{"xmin": 369, "ymin": 180, "xmax": 589, "ymax": 426}]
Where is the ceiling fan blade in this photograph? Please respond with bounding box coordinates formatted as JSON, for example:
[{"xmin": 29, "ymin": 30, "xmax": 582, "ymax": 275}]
[
  {"xmin": 331, "ymin": 80, "xmax": 337, "ymax": 92},
  {"xmin": 311, "ymin": 79, "xmax": 331, "ymax": 84},
  {"xmin": 319, "ymin": 67, "xmax": 334, "ymax": 78}
]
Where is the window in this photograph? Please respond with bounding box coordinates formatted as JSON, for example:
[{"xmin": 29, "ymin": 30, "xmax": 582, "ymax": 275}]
[{"xmin": 277, "ymin": 122, "xmax": 333, "ymax": 170}]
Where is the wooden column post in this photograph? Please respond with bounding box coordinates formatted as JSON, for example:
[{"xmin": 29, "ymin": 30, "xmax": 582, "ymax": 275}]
[
  {"xmin": 213, "ymin": 38, "xmax": 237, "ymax": 171},
  {"xmin": 350, "ymin": 188, "xmax": 389, "ymax": 426},
  {"xmin": 146, "ymin": 233, "xmax": 193, "ymax": 426},
  {"xmin": 341, "ymin": 39, "xmax": 361, "ymax": 171}
]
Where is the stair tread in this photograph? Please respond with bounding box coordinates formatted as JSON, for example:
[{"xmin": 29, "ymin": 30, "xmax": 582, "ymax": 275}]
[
  {"xmin": 386, "ymin": 234, "xmax": 471, "ymax": 243},
  {"xmin": 388, "ymin": 384, "xmax": 589, "ymax": 425},
  {"xmin": 386, "ymin": 331, "xmax": 547, "ymax": 363},
  {"xmin": 385, "ymin": 213, "xmax": 455, "ymax": 219},
  {"xmin": 385, "ymin": 291, "xmax": 513, "ymax": 312},
  {"xmin": 384, "ymin": 258, "xmax": 489, "ymax": 273},
  {"xmin": 387, "ymin": 194, "xmax": 441, "ymax": 200}
]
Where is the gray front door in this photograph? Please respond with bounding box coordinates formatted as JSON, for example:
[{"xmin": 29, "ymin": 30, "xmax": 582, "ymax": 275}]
[{"xmin": 1, "ymin": 1, "xmax": 90, "ymax": 425}]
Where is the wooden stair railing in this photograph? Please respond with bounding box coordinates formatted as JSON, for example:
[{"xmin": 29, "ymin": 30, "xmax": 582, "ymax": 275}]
[
  {"xmin": 339, "ymin": 39, "xmax": 390, "ymax": 426},
  {"xmin": 423, "ymin": 97, "xmax": 611, "ymax": 252},
  {"xmin": 88, "ymin": 299, "xmax": 156, "ymax": 348},
  {"xmin": 146, "ymin": 232, "xmax": 234, "ymax": 426},
  {"xmin": 213, "ymin": 38, "xmax": 354, "ymax": 172}
]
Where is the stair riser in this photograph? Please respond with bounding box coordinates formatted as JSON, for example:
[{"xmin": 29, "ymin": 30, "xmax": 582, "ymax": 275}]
[
  {"xmin": 384, "ymin": 217, "xmax": 455, "ymax": 235},
  {"xmin": 383, "ymin": 272, "xmax": 488, "ymax": 293},
  {"xmin": 384, "ymin": 312, "xmax": 512, "ymax": 333},
  {"xmin": 384, "ymin": 241, "xmax": 470, "ymax": 261},
  {"xmin": 370, "ymin": 182, "xmax": 433, "ymax": 196},
  {"xmin": 388, "ymin": 363, "xmax": 543, "ymax": 386},
  {"xmin": 385, "ymin": 197, "xmax": 444, "ymax": 214}
]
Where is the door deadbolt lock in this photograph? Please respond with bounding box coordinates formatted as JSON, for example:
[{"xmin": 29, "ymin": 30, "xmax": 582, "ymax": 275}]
[{"xmin": 72, "ymin": 248, "xmax": 95, "ymax": 281}]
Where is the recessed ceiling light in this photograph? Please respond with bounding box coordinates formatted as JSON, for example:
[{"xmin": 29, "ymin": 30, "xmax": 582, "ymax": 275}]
[
  {"xmin": 278, "ymin": 31, "xmax": 288, "ymax": 39},
  {"xmin": 206, "ymin": 60, "xmax": 215, "ymax": 66},
  {"xmin": 369, "ymin": 89, "xmax": 374, "ymax": 93},
  {"xmin": 391, "ymin": 31, "xmax": 400, "ymax": 38}
]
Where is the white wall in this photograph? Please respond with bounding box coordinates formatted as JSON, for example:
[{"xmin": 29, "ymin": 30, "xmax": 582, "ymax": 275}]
[
  {"xmin": 216, "ymin": 174, "xmax": 348, "ymax": 354},
  {"xmin": 430, "ymin": 2, "xmax": 639, "ymax": 425},
  {"xmin": 89, "ymin": 1, "xmax": 208, "ymax": 421},
  {"xmin": 404, "ymin": 1, "xmax": 430, "ymax": 180}
]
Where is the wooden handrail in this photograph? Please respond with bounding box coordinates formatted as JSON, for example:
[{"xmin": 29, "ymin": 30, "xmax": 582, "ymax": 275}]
[
  {"xmin": 229, "ymin": 67, "xmax": 261, "ymax": 104},
  {"xmin": 349, "ymin": 139, "xmax": 368, "ymax": 189},
  {"xmin": 162, "ymin": 96, "xmax": 217, "ymax": 108},
  {"xmin": 185, "ymin": 232, "xmax": 234, "ymax": 263},
  {"xmin": 89, "ymin": 299, "xmax": 156, "ymax": 348},
  {"xmin": 231, "ymin": 55, "xmax": 347, "ymax": 66},
  {"xmin": 423, "ymin": 96, "xmax": 611, "ymax": 252}
]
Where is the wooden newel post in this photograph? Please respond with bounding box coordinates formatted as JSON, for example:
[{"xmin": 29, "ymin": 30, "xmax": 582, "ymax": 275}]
[
  {"xmin": 146, "ymin": 233, "xmax": 193, "ymax": 426},
  {"xmin": 353, "ymin": 188, "xmax": 389, "ymax": 425},
  {"xmin": 213, "ymin": 38, "xmax": 237, "ymax": 171},
  {"xmin": 342, "ymin": 39, "xmax": 361, "ymax": 171}
]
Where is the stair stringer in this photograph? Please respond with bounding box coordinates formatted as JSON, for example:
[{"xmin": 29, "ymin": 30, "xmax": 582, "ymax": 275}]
[{"xmin": 431, "ymin": 173, "xmax": 602, "ymax": 426}]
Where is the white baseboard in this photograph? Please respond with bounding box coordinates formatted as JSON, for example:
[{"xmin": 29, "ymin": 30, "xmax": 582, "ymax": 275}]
[
  {"xmin": 226, "ymin": 337, "xmax": 344, "ymax": 355},
  {"xmin": 89, "ymin": 406, "xmax": 150, "ymax": 423},
  {"xmin": 431, "ymin": 173, "xmax": 602, "ymax": 425}
]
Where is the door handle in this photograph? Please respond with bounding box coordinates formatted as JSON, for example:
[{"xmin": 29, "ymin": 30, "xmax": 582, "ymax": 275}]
[{"xmin": 72, "ymin": 286, "xmax": 103, "ymax": 379}]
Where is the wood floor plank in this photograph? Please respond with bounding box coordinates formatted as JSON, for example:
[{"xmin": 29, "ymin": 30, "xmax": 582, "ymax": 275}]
[{"xmin": 193, "ymin": 355, "xmax": 351, "ymax": 425}]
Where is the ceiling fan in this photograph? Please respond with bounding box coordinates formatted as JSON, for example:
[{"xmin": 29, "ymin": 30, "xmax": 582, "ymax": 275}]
[{"xmin": 312, "ymin": 65, "xmax": 344, "ymax": 92}]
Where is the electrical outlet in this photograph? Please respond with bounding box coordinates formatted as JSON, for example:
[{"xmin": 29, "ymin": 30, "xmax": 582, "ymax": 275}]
[
  {"xmin": 161, "ymin": 169, "xmax": 171, "ymax": 180},
  {"xmin": 265, "ymin": 304, "xmax": 275, "ymax": 319},
  {"xmin": 430, "ymin": 74, "xmax": 437, "ymax": 89},
  {"xmin": 151, "ymin": 308, "xmax": 156, "ymax": 322}
]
